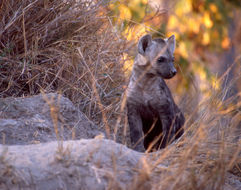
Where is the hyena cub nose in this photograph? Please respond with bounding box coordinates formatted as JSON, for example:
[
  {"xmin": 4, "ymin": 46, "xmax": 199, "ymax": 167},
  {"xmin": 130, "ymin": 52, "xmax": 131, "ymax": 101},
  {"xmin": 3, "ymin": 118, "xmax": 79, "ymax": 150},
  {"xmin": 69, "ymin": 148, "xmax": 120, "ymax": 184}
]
[
  {"xmin": 127, "ymin": 34, "xmax": 185, "ymax": 152},
  {"xmin": 171, "ymin": 67, "xmax": 177, "ymax": 76}
]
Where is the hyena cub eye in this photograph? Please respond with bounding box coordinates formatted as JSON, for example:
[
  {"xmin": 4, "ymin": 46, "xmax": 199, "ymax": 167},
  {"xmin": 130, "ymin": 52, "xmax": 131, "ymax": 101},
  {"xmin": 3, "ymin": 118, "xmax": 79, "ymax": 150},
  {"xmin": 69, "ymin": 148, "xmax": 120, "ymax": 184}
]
[{"xmin": 157, "ymin": 56, "xmax": 166, "ymax": 63}]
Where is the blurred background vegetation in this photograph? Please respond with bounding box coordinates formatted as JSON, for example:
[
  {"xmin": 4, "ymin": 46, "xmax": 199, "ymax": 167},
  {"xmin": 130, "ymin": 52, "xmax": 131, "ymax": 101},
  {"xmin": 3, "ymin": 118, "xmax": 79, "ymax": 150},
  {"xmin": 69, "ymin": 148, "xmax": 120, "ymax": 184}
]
[{"xmin": 108, "ymin": 0, "xmax": 241, "ymax": 103}]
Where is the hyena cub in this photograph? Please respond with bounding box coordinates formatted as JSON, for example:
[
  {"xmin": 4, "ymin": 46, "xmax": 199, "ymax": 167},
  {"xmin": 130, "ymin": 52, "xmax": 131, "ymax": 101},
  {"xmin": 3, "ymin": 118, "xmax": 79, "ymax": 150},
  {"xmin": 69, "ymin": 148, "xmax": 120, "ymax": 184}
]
[{"xmin": 127, "ymin": 34, "xmax": 185, "ymax": 152}]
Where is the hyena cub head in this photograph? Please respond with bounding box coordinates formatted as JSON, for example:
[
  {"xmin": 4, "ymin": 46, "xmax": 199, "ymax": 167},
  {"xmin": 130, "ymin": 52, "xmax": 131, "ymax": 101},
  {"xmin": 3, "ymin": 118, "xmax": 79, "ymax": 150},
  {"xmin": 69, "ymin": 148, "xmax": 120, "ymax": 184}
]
[{"xmin": 137, "ymin": 34, "xmax": 177, "ymax": 79}]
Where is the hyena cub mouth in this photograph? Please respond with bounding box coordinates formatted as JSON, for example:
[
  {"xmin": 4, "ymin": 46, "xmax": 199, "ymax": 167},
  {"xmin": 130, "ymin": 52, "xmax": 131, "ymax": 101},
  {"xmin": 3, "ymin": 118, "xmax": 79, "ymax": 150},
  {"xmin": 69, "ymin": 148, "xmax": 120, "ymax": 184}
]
[
  {"xmin": 126, "ymin": 34, "xmax": 185, "ymax": 152},
  {"xmin": 157, "ymin": 70, "xmax": 176, "ymax": 79}
]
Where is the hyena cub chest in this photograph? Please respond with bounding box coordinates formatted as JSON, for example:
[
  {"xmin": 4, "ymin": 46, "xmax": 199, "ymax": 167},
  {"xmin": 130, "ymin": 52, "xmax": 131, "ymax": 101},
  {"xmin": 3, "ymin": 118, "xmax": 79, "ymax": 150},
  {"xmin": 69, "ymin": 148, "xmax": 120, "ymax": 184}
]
[{"xmin": 128, "ymin": 77, "xmax": 173, "ymax": 114}]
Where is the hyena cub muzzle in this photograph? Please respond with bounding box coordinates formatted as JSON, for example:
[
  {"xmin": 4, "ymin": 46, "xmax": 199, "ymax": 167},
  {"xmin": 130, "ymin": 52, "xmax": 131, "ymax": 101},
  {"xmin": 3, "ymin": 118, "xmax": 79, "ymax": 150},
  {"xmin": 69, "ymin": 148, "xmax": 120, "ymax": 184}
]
[{"xmin": 127, "ymin": 34, "xmax": 185, "ymax": 152}]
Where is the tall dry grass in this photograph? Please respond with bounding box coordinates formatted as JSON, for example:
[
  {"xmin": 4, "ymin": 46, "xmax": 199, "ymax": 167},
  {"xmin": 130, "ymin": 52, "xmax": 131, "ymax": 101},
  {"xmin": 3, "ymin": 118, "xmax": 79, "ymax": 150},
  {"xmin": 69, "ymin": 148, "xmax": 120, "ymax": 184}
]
[
  {"xmin": 0, "ymin": 0, "xmax": 240, "ymax": 189},
  {"xmin": 0, "ymin": 0, "xmax": 129, "ymax": 136}
]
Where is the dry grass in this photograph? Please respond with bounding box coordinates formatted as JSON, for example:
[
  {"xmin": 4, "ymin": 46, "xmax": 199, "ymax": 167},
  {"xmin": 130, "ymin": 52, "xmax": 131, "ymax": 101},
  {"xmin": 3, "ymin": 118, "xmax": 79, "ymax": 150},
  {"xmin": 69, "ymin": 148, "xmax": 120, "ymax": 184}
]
[
  {"xmin": 0, "ymin": 0, "xmax": 240, "ymax": 190},
  {"xmin": 0, "ymin": 0, "xmax": 129, "ymax": 135}
]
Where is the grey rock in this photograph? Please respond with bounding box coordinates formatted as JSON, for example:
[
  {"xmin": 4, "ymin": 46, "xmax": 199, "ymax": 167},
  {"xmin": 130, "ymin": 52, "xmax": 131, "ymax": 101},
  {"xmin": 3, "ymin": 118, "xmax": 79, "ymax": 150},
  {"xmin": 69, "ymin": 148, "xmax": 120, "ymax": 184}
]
[
  {"xmin": 0, "ymin": 139, "xmax": 143, "ymax": 190},
  {"xmin": 0, "ymin": 93, "xmax": 102, "ymax": 145}
]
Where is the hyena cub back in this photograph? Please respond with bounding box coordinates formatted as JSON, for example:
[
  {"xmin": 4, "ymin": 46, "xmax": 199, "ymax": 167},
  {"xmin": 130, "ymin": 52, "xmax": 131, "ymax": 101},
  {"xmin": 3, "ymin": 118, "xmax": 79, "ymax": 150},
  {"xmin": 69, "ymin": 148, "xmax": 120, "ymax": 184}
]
[{"xmin": 127, "ymin": 34, "xmax": 185, "ymax": 152}]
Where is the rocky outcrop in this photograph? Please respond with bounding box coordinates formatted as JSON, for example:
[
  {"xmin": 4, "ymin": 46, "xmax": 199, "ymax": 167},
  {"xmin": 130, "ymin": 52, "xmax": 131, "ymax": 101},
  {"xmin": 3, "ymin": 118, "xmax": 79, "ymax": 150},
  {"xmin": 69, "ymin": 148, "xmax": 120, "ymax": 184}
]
[
  {"xmin": 0, "ymin": 93, "xmax": 101, "ymax": 145},
  {"xmin": 0, "ymin": 139, "xmax": 145, "ymax": 190}
]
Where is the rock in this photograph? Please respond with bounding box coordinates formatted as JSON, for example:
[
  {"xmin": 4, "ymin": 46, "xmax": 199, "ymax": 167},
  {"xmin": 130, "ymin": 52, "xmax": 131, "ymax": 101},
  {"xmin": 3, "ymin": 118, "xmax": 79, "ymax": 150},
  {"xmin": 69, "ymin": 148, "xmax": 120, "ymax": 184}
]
[
  {"xmin": 0, "ymin": 94, "xmax": 150, "ymax": 189},
  {"xmin": 0, "ymin": 93, "xmax": 102, "ymax": 145},
  {"xmin": 0, "ymin": 139, "xmax": 144, "ymax": 190},
  {"xmin": 0, "ymin": 138, "xmax": 240, "ymax": 190}
]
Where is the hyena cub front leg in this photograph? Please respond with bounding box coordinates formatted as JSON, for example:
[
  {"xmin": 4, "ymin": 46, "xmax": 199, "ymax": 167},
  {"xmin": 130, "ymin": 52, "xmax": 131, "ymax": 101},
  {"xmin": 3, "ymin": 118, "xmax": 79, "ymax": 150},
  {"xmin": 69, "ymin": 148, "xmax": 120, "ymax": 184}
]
[
  {"xmin": 154, "ymin": 101, "xmax": 176, "ymax": 149},
  {"xmin": 127, "ymin": 103, "xmax": 145, "ymax": 152}
]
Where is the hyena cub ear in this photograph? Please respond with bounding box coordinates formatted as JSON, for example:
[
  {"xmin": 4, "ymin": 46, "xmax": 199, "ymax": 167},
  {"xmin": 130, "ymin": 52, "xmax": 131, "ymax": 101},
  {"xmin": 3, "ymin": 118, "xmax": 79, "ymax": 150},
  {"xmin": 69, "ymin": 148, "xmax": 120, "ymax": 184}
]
[
  {"xmin": 138, "ymin": 34, "xmax": 152, "ymax": 55},
  {"xmin": 167, "ymin": 35, "xmax": 176, "ymax": 55}
]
